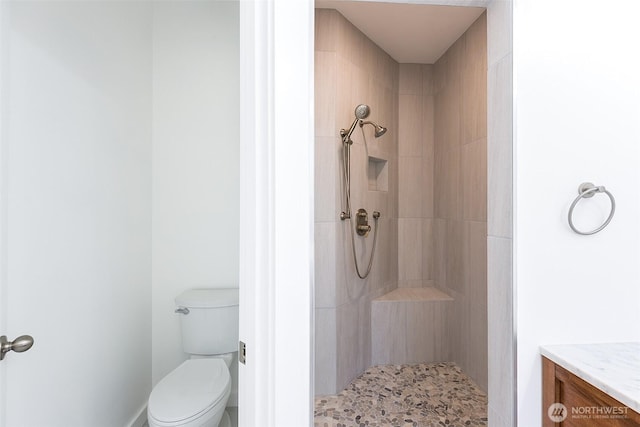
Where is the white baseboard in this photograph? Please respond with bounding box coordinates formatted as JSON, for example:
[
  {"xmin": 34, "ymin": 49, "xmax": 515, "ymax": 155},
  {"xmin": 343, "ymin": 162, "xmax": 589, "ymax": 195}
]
[{"xmin": 127, "ymin": 403, "xmax": 148, "ymax": 427}]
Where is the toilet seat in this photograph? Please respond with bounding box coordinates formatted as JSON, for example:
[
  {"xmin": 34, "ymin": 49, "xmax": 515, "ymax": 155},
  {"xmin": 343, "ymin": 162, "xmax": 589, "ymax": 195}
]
[{"xmin": 148, "ymin": 358, "xmax": 231, "ymax": 426}]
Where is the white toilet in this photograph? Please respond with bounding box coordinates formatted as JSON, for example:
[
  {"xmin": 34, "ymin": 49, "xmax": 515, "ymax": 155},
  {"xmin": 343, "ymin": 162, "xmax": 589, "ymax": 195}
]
[{"xmin": 148, "ymin": 289, "xmax": 238, "ymax": 427}]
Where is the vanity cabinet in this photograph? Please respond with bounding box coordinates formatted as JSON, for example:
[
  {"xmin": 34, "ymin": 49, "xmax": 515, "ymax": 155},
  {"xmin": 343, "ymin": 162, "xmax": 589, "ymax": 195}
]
[{"xmin": 543, "ymin": 356, "xmax": 640, "ymax": 426}]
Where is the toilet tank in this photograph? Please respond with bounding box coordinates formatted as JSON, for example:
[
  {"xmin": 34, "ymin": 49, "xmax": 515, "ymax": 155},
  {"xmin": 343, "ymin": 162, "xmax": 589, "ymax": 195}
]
[{"xmin": 175, "ymin": 288, "xmax": 239, "ymax": 355}]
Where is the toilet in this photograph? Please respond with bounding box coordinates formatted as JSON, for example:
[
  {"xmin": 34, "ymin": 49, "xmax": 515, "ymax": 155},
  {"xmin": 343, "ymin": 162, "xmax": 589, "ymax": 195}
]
[{"xmin": 148, "ymin": 288, "xmax": 239, "ymax": 427}]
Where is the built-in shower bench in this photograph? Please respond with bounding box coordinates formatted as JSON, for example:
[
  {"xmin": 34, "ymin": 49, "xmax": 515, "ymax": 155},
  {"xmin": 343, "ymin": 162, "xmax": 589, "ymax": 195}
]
[{"xmin": 371, "ymin": 287, "xmax": 453, "ymax": 365}]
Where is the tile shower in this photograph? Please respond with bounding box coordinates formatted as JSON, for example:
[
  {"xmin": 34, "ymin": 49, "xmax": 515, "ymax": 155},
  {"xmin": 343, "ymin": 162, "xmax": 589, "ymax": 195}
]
[{"xmin": 314, "ymin": 4, "xmax": 488, "ymax": 409}]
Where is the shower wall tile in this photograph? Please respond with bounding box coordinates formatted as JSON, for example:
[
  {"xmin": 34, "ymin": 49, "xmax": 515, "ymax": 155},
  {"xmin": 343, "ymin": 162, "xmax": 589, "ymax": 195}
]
[
  {"xmin": 488, "ymin": 55, "xmax": 513, "ymax": 238},
  {"xmin": 422, "ymin": 96, "xmax": 435, "ymax": 218},
  {"xmin": 406, "ymin": 302, "xmax": 435, "ymax": 362},
  {"xmin": 314, "ymin": 9, "xmax": 338, "ymax": 53},
  {"xmin": 358, "ymin": 296, "xmax": 372, "ymax": 372},
  {"xmin": 487, "ymin": 236, "xmax": 515, "ymax": 426},
  {"xmin": 389, "ymin": 218, "xmax": 399, "ymax": 283},
  {"xmin": 464, "ymin": 221, "xmax": 488, "ymax": 391},
  {"xmin": 398, "ymin": 94, "xmax": 423, "ymax": 157},
  {"xmin": 462, "ymin": 13, "xmax": 487, "ymax": 145},
  {"xmin": 351, "ymin": 64, "xmax": 370, "ymax": 111},
  {"xmin": 422, "ymin": 65, "xmax": 434, "ymax": 96},
  {"xmin": 315, "ymin": 307, "xmax": 337, "ymax": 395},
  {"xmin": 315, "ymin": 222, "xmax": 336, "ymax": 308},
  {"xmin": 315, "ymin": 137, "xmax": 338, "ymax": 223},
  {"xmin": 433, "ymin": 218, "xmax": 447, "ymax": 289},
  {"xmin": 398, "ymin": 279, "xmax": 423, "ymax": 288},
  {"xmin": 434, "ymin": 147, "xmax": 461, "ymax": 220},
  {"xmin": 437, "ymin": 84, "xmax": 461, "ymax": 152},
  {"xmin": 445, "ymin": 220, "xmax": 464, "ymax": 292},
  {"xmin": 315, "ymin": 52, "xmax": 337, "ymax": 137},
  {"xmin": 398, "ymin": 156, "xmax": 423, "ymax": 218},
  {"xmin": 371, "ymin": 300, "xmax": 406, "ymax": 365},
  {"xmin": 462, "ymin": 139, "xmax": 487, "ymax": 222},
  {"xmin": 336, "ymin": 301, "xmax": 360, "ymax": 390},
  {"xmin": 487, "ymin": 0, "xmax": 512, "ymax": 67},
  {"xmin": 398, "ymin": 218, "xmax": 422, "ymax": 282},
  {"xmin": 422, "ymin": 218, "xmax": 434, "ymax": 281},
  {"xmin": 399, "ymin": 63, "xmax": 422, "ymax": 95},
  {"xmin": 316, "ymin": 8, "xmax": 399, "ymax": 393},
  {"xmin": 433, "ymin": 50, "xmax": 447, "ymax": 95},
  {"xmin": 335, "ymin": 56, "xmax": 353, "ymax": 134}
]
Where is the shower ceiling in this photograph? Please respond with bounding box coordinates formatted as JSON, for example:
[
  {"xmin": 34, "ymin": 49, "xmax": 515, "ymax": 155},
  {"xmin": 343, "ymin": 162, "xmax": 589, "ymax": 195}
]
[{"xmin": 315, "ymin": 1, "xmax": 485, "ymax": 63}]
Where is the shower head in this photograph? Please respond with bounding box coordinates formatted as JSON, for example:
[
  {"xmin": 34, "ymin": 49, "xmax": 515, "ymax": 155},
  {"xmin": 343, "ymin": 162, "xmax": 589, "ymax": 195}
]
[
  {"xmin": 360, "ymin": 120, "xmax": 387, "ymax": 138},
  {"xmin": 340, "ymin": 104, "xmax": 385, "ymax": 144},
  {"xmin": 354, "ymin": 104, "xmax": 370, "ymax": 120}
]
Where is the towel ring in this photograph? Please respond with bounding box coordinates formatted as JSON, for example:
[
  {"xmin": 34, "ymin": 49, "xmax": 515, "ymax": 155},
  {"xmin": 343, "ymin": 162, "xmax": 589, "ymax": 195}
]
[{"xmin": 568, "ymin": 182, "xmax": 615, "ymax": 235}]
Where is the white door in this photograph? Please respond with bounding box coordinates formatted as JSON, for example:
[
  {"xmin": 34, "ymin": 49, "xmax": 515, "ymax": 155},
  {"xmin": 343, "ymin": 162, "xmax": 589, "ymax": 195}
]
[{"xmin": 0, "ymin": 2, "xmax": 152, "ymax": 426}]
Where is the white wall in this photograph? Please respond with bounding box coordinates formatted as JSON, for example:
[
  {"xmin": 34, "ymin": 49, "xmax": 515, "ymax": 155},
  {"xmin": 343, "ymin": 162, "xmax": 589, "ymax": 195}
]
[
  {"xmin": 1, "ymin": 1, "xmax": 152, "ymax": 425},
  {"xmin": 151, "ymin": 0, "xmax": 240, "ymax": 402},
  {"xmin": 514, "ymin": 0, "xmax": 640, "ymax": 424}
]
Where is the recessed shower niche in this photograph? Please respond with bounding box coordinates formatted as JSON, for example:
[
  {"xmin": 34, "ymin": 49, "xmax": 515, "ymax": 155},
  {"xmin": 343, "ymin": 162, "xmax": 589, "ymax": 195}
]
[{"xmin": 367, "ymin": 156, "xmax": 388, "ymax": 192}]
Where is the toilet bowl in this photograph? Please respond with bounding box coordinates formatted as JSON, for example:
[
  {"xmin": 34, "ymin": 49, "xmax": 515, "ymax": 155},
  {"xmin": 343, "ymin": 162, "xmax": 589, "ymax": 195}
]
[
  {"xmin": 148, "ymin": 359, "xmax": 230, "ymax": 427},
  {"xmin": 148, "ymin": 288, "xmax": 238, "ymax": 427}
]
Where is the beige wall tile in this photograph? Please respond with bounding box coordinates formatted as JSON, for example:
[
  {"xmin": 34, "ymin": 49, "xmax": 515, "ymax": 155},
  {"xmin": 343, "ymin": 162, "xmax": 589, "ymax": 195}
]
[
  {"xmin": 422, "ymin": 95, "xmax": 435, "ymax": 217},
  {"xmin": 315, "ymin": 6, "xmax": 400, "ymax": 397},
  {"xmin": 336, "ymin": 301, "xmax": 360, "ymax": 390},
  {"xmin": 462, "ymin": 139, "xmax": 487, "ymax": 222},
  {"xmin": 398, "ymin": 279, "xmax": 423, "ymax": 288},
  {"xmin": 434, "ymin": 86, "xmax": 461, "ymax": 153},
  {"xmin": 398, "ymin": 156, "xmax": 423, "ymax": 218},
  {"xmin": 464, "ymin": 221, "xmax": 488, "ymax": 391},
  {"xmin": 432, "ymin": 303, "xmax": 450, "ymax": 361},
  {"xmin": 315, "ymin": 307, "xmax": 337, "ymax": 395},
  {"xmin": 406, "ymin": 302, "xmax": 434, "ymax": 362},
  {"xmin": 422, "ymin": 218, "xmax": 434, "ymax": 281},
  {"xmin": 315, "ymin": 136, "xmax": 338, "ymax": 222},
  {"xmin": 462, "ymin": 14, "xmax": 487, "ymax": 144},
  {"xmin": 315, "ymin": 9, "xmax": 338, "ymax": 53},
  {"xmin": 488, "ymin": 56, "xmax": 513, "ymax": 238},
  {"xmin": 488, "ymin": 236, "xmax": 515, "ymax": 425},
  {"xmin": 433, "ymin": 218, "xmax": 447, "ymax": 289},
  {"xmin": 445, "ymin": 219, "xmax": 464, "ymax": 292},
  {"xmin": 399, "ymin": 63, "xmax": 422, "ymax": 95},
  {"xmin": 435, "ymin": 147, "xmax": 461, "ymax": 220},
  {"xmin": 487, "ymin": 0, "xmax": 512, "ymax": 67},
  {"xmin": 422, "ymin": 64, "xmax": 434, "ymax": 96},
  {"xmin": 371, "ymin": 301, "xmax": 406, "ymax": 365},
  {"xmin": 315, "ymin": 52, "xmax": 337, "ymax": 137},
  {"xmin": 398, "ymin": 218, "xmax": 423, "ymax": 281},
  {"xmin": 315, "ymin": 222, "xmax": 336, "ymax": 308},
  {"xmin": 335, "ymin": 56, "xmax": 354, "ymax": 132},
  {"xmin": 357, "ymin": 296, "xmax": 372, "ymax": 373},
  {"xmin": 398, "ymin": 94, "xmax": 423, "ymax": 156}
]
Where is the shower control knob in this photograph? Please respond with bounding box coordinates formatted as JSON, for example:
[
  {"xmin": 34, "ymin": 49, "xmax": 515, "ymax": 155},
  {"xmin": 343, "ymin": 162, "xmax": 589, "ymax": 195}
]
[
  {"xmin": 357, "ymin": 225, "xmax": 371, "ymax": 234},
  {"xmin": 0, "ymin": 334, "xmax": 34, "ymax": 361}
]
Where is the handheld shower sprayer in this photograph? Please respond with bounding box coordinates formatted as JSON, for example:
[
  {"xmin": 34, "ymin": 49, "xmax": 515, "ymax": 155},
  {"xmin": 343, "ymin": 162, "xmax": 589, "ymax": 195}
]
[
  {"xmin": 341, "ymin": 104, "xmax": 370, "ymax": 144},
  {"xmin": 338, "ymin": 104, "xmax": 388, "ymax": 279}
]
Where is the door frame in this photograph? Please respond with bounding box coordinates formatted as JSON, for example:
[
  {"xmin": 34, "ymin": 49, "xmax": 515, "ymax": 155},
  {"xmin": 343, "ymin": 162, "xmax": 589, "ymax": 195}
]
[
  {"xmin": 238, "ymin": 1, "xmax": 315, "ymax": 426},
  {"xmin": 0, "ymin": 1, "xmax": 7, "ymax": 424},
  {"xmin": 238, "ymin": 0, "xmax": 515, "ymax": 426}
]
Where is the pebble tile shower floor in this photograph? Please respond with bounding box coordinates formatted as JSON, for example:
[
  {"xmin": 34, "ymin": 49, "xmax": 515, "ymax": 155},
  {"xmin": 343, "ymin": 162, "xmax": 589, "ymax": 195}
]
[{"xmin": 314, "ymin": 363, "xmax": 487, "ymax": 427}]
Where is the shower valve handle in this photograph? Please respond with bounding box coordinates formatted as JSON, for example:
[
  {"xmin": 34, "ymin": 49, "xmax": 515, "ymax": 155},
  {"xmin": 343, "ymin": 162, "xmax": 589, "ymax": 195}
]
[{"xmin": 357, "ymin": 225, "xmax": 371, "ymax": 234}]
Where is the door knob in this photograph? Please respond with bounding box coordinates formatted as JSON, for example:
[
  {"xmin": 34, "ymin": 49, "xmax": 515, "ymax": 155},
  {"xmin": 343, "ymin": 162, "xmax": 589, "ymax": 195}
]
[{"xmin": 1, "ymin": 335, "xmax": 34, "ymax": 361}]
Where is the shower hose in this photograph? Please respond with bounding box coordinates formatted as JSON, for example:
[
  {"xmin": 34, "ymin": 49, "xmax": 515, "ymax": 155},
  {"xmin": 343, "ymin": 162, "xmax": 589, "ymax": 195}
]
[{"xmin": 342, "ymin": 138, "xmax": 379, "ymax": 280}]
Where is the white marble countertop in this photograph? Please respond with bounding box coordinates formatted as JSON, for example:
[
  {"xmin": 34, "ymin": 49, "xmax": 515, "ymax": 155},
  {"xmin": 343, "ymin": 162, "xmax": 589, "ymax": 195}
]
[{"xmin": 540, "ymin": 342, "xmax": 640, "ymax": 414}]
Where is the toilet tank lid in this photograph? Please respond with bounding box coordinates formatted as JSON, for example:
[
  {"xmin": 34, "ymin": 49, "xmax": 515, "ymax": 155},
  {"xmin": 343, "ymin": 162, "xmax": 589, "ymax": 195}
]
[{"xmin": 175, "ymin": 288, "xmax": 239, "ymax": 308}]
